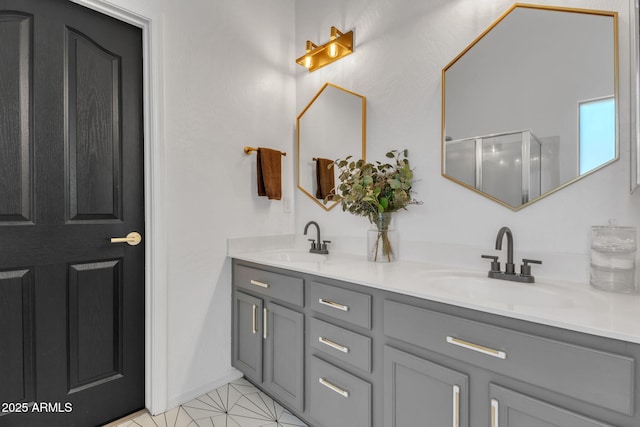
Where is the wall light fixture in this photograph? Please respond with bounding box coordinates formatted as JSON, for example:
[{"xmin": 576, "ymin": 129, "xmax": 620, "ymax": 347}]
[{"xmin": 296, "ymin": 26, "xmax": 354, "ymax": 72}]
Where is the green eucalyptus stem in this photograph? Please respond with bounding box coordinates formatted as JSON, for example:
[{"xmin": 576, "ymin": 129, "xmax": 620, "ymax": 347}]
[
  {"xmin": 373, "ymin": 229, "xmax": 394, "ymax": 262},
  {"xmin": 370, "ymin": 212, "xmax": 394, "ymax": 262}
]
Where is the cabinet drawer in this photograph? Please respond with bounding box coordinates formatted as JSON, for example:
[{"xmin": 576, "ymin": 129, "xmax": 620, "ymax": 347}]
[
  {"xmin": 309, "ymin": 356, "xmax": 371, "ymax": 427},
  {"xmin": 234, "ymin": 265, "xmax": 303, "ymax": 307},
  {"xmin": 384, "ymin": 299, "xmax": 635, "ymax": 415},
  {"xmin": 310, "ymin": 317, "xmax": 372, "ymax": 373},
  {"xmin": 309, "ymin": 281, "xmax": 371, "ymax": 329}
]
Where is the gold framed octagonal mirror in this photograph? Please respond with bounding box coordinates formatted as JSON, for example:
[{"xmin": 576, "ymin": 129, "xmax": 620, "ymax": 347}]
[
  {"xmin": 442, "ymin": 4, "xmax": 618, "ymax": 210},
  {"xmin": 297, "ymin": 82, "xmax": 366, "ymax": 210}
]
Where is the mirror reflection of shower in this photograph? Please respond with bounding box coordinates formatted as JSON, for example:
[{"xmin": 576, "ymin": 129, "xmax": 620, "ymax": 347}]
[
  {"xmin": 441, "ymin": 4, "xmax": 618, "ymax": 210},
  {"xmin": 445, "ymin": 130, "xmax": 547, "ymax": 209}
]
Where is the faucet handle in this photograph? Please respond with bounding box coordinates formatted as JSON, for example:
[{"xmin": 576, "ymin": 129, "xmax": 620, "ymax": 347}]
[
  {"xmin": 481, "ymin": 255, "xmax": 501, "ymax": 273},
  {"xmin": 308, "ymin": 238, "xmax": 317, "ymax": 250},
  {"xmin": 520, "ymin": 258, "xmax": 542, "ymax": 276}
]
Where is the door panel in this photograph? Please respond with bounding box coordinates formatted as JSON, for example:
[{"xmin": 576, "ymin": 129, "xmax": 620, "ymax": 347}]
[
  {"xmin": 0, "ymin": 0, "xmax": 144, "ymax": 425},
  {"xmin": 0, "ymin": 13, "xmax": 32, "ymax": 223},
  {"xmin": 66, "ymin": 27, "xmax": 122, "ymax": 222},
  {"xmin": 0, "ymin": 269, "xmax": 35, "ymax": 404},
  {"xmin": 489, "ymin": 384, "xmax": 614, "ymax": 427},
  {"xmin": 384, "ymin": 346, "xmax": 469, "ymax": 427},
  {"xmin": 264, "ymin": 301, "xmax": 304, "ymax": 412},
  {"xmin": 68, "ymin": 260, "xmax": 123, "ymax": 391},
  {"xmin": 233, "ymin": 291, "xmax": 263, "ymax": 383}
]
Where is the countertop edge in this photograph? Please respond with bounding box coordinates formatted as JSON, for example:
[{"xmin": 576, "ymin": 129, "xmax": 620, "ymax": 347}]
[{"xmin": 230, "ymin": 252, "xmax": 640, "ymax": 345}]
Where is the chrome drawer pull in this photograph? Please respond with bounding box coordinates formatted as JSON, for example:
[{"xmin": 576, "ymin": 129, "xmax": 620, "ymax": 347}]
[
  {"xmin": 452, "ymin": 385, "xmax": 460, "ymax": 427},
  {"xmin": 319, "ymin": 377, "xmax": 349, "ymax": 398},
  {"xmin": 319, "ymin": 336, "xmax": 349, "ymax": 353},
  {"xmin": 252, "ymin": 304, "xmax": 257, "ymax": 334},
  {"xmin": 446, "ymin": 336, "xmax": 507, "ymax": 360},
  {"xmin": 250, "ymin": 279, "xmax": 269, "ymax": 288},
  {"xmin": 318, "ymin": 298, "xmax": 349, "ymax": 312},
  {"xmin": 263, "ymin": 308, "xmax": 268, "ymax": 339},
  {"xmin": 491, "ymin": 399, "xmax": 499, "ymax": 427}
]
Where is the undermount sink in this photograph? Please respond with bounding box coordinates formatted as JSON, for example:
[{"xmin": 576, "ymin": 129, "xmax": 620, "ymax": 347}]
[
  {"xmin": 418, "ymin": 270, "xmax": 577, "ymax": 309},
  {"xmin": 259, "ymin": 250, "xmax": 328, "ymax": 263}
]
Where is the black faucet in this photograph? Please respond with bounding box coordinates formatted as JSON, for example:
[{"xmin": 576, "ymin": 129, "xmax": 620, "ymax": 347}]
[
  {"xmin": 304, "ymin": 221, "xmax": 330, "ymax": 254},
  {"xmin": 495, "ymin": 226, "xmax": 515, "ymax": 275},
  {"xmin": 482, "ymin": 226, "xmax": 541, "ymax": 283}
]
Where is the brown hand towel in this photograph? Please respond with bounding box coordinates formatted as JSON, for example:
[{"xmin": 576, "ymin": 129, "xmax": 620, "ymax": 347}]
[
  {"xmin": 257, "ymin": 147, "xmax": 282, "ymax": 200},
  {"xmin": 315, "ymin": 158, "xmax": 335, "ymax": 200}
]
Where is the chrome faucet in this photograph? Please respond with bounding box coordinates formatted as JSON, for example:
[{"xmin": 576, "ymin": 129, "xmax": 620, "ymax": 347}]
[
  {"xmin": 304, "ymin": 221, "xmax": 330, "ymax": 254},
  {"xmin": 482, "ymin": 226, "xmax": 541, "ymax": 283}
]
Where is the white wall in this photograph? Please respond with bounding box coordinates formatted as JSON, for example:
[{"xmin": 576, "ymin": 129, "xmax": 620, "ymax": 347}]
[
  {"xmin": 295, "ymin": 0, "xmax": 640, "ymax": 277},
  {"xmin": 102, "ymin": 0, "xmax": 296, "ymax": 410},
  {"xmin": 160, "ymin": 0, "xmax": 296, "ymax": 406}
]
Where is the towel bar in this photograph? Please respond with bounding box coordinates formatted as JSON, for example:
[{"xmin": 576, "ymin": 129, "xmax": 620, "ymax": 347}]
[{"xmin": 244, "ymin": 146, "xmax": 286, "ymax": 156}]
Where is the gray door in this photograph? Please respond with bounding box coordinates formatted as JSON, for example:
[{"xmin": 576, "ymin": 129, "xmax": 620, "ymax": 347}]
[
  {"xmin": 0, "ymin": 0, "xmax": 145, "ymax": 425},
  {"xmin": 264, "ymin": 301, "xmax": 304, "ymax": 412},
  {"xmin": 489, "ymin": 384, "xmax": 614, "ymax": 427},
  {"xmin": 233, "ymin": 291, "xmax": 263, "ymax": 383},
  {"xmin": 384, "ymin": 346, "xmax": 469, "ymax": 427}
]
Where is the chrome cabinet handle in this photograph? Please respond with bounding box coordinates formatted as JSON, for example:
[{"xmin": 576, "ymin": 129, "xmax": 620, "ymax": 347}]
[
  {"xmin": 319, "ymin": 377, "xmax": 349, "ymax": 398},
  {"xmin": 319, "ymin": 336, "xmax": 349, "ymax": 353},
  {"xmin": 491, "ymin": 399, "xmax": 499, "ymax": 427},
  {"xmin": 453, "ymin": 385, "xmax": 460, "ymax": 427},
  {"xmin": 110, "ymin": 231, "xmax": 142, "ymax": 246},
  {"xmin": 250, "ymin": 279, "xmax": 269, "ymax": 288},
  {"xmin": 263, "ymin": 308, "xmax": 268, "ymax": 339},
  {"xmin": 446, "ymin": 336, "xmax": 507, "ymax": 360},
  {"xmin": 252, "ymin": 304, "xmax": 257, "ymax": 334},
  {"xmin": 318, "ymin": 298, "xmax": 349, "ymax": 312}
]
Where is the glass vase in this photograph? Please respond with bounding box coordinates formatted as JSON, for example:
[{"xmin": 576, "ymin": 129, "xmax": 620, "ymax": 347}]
[{"xmin": 367, "ymin": 212, "xmax": 398, "ymax": 262}]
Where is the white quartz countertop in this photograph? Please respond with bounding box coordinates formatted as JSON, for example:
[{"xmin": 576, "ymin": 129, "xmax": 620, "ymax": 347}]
[{"xmin": 229, "ymin": 241, "xmax": 640, "ymax": 344}]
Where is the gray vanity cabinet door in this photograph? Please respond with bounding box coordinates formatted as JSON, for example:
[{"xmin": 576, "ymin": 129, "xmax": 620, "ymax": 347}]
[
  {"xmin": 264, "ymin": 301, "xmax": 304, "ymax": 412},
  {"xmin": 489, "ymin": 384, "xmax": 614, "ymax": 427},
  {"xmin": 384, "ymin": 346, "xmax": 469, "ymax": 427},
  {"xmin": 232, "ymin": 291, "xmax": 263, "ymax": 384}
]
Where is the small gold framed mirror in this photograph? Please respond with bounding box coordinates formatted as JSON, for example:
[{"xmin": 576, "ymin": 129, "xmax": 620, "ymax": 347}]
[{"xmin": 297, "ymin": 82, "xmax": 366, "ymax": 210}]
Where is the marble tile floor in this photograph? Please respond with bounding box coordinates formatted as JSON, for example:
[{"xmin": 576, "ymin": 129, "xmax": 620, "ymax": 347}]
[{"xmin": 111, "ymin": 377, "xmax": 308, "ymax": 427}]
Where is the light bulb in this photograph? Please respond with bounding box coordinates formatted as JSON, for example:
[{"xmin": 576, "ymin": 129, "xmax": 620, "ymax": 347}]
[
  {"xmin": 328, "ymin": 42, "xmax": 338, "ymax": 58},
  {"xmin": 304, "ymin": 55, "xmax": 312, "ymax": 68}
]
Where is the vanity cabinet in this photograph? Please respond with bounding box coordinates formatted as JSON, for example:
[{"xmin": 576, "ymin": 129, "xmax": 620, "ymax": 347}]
[
  {"xmin": 231, "ymin": 259, "xmax": 640, "ymax": 427},
  {"xmin": 233, "ymin": 291, "xmax": 263, "ymax": 382},
  {"xmin": 383, "ymin": 299, "xmax": 635, "ymax": 416},
  {"xmin": 489, "ymin": 384, "xmax": 615, "ymax": 427},
  {"xmin": 383, "ymin": 345, "xmax": 469, "ymax": 427},
  {"xmin": 232, "ymin": 265, "xmax": 304, "ymax": 412},
  {"xmin": 383, "ymin": 297, "xmax": 635, "ymax": 426}
]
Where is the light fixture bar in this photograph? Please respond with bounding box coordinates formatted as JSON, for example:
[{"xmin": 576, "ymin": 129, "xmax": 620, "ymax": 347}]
[{"xmin": 296, "ymin": 26, "xmax": 354, "ymax": 72}]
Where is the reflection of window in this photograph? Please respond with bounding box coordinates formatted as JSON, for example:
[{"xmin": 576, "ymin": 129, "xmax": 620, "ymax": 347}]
[{"xmin": 579, "ymin": 97, "xmax": 615, "ymax": 174}]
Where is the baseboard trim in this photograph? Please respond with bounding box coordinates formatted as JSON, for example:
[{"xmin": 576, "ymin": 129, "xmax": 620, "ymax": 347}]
[{"xmin": 164, "ymin": 369, "xmax": 243, "ymax": 413}]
